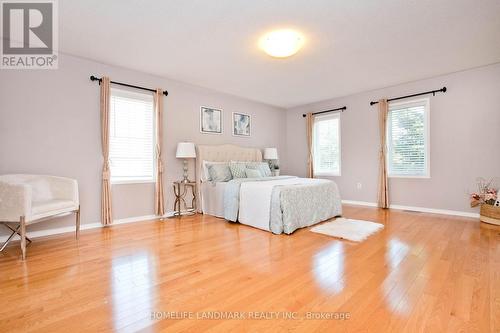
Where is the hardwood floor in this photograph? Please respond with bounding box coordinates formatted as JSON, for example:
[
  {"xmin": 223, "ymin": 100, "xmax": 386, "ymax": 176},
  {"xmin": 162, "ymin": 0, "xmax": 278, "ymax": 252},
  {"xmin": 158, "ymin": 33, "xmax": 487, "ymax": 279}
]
[{"xmin": 0, "ymin": 205, "xmax": 499, "ymax": 332}]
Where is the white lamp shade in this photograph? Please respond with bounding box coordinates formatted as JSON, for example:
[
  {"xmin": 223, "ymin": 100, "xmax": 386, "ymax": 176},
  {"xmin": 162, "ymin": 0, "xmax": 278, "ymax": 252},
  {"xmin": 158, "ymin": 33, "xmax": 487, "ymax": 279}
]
[
  {"xmin": 264, "ymin": 147, "xmax": 278, "ymax": 160},
  {"xmin": 176, "ymin": 142, "xmax": 196, "ymax": 158}
]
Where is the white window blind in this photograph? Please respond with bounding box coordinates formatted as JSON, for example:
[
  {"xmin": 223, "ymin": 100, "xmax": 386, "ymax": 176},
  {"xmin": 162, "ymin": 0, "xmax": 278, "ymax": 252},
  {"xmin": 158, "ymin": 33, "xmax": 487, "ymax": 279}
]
[
  {"xmin": 313, "ymin": 113, "xmax": 341, "ymax": 176},
  {"xmin": 387, "ymin": 98, "xmax": 429, "ymax": 177},
  {"xmin": 109, "ymin": 88, "xmax": 155, "ymax": 183}
]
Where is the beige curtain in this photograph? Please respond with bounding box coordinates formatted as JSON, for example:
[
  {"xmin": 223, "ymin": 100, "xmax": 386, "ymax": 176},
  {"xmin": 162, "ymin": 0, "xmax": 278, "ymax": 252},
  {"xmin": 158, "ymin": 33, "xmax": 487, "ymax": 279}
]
[
  {"xmin": 306, "ymin": 112, "xmax": 314, "ymax": 178},
  {"xmin": 378, "ymin": 99, "xmax": 389, "ymax": 208},
  {"xmin": 100, "ymin": 77, "xmax": 113, "ymax": 225},
  {"xmin": 154, "ymin": 89, "xmax": 165, "ymax": 216}
]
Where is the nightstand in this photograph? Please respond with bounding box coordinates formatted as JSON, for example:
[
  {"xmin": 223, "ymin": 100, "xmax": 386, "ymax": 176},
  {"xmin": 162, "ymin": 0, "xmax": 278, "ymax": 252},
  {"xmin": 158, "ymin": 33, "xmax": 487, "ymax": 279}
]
[{"xmin": 172, "ymin": 181, "xmax": 197, "ymax": 217}]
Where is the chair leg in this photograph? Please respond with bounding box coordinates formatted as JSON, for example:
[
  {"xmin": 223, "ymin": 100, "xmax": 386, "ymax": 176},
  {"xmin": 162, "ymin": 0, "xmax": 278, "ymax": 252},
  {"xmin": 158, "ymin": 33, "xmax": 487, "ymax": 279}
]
[
  {"xmin": 0, "ymin": 223, "xmax": 32, "ymax": 252},
  {"xmin": 0, "ymin": 226, "xmax": 18, "ymax": 252},
  {"xmin": 75, "ymin": 206, "xmax": 80, "ymax": 239},
  {"xmin": 2, "ymin": 223, "xmax": 32, "ymax": 243},
  {"xmin": 20, "ymin": 216, "xmax": 26, "ymax": 260}
]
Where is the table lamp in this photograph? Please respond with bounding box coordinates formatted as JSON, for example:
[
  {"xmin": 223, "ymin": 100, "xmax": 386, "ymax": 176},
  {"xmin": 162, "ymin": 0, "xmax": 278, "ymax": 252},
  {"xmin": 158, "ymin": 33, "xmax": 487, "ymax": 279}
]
[
  {"xmin": 264, "ymin": 148, "xmax": 279, "ymax": 173},
  {"xmin": 176, "ymin": 142, "xmax": 196, "ymax": 183}
]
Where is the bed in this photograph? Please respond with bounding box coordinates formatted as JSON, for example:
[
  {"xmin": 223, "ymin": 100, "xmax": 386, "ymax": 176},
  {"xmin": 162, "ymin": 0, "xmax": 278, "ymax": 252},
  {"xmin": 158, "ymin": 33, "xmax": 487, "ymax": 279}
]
[{"xmin": 195, "ymin": 144, "xmax": 342, "ymax": 234}]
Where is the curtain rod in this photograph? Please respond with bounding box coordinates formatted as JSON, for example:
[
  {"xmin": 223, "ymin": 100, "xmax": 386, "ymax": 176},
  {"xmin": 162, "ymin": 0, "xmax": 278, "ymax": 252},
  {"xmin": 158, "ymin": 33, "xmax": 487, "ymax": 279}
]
[
  {"xmin": 369, "ymin": 87, "xmax": 446, "ymax": 106},
  {"xmin": 89, "ymin": 75, "xmax": 169, "ymax": 96},
  {"xmin": 302, "ymin": 106, "xmax": 347, "ymax": 118}
]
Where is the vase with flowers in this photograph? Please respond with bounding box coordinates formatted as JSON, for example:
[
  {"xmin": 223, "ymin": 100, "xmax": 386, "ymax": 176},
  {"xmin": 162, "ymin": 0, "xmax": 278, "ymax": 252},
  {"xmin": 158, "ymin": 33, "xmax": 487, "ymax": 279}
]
[{"xmin": 470, "ymin": 177, "xmax": 500, "ymax": 225}]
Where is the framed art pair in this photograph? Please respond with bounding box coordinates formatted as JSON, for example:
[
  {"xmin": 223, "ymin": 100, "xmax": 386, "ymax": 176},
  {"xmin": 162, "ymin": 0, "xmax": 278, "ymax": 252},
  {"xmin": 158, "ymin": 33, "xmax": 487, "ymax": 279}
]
[{"xmin": 200, "ymin": 106, "xmax": 250, "ymax": 137}]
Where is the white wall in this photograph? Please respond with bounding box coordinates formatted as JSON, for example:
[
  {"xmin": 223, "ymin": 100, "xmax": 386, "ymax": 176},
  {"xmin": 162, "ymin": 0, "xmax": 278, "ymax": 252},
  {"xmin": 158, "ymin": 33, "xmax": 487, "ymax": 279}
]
[
  {"xmin": 284, "ymin": 63, "xmax": 500, "ymax": 213},
  {"xmin": 0, "ymin": 54, "xmax": 286, "ymax": 234}
]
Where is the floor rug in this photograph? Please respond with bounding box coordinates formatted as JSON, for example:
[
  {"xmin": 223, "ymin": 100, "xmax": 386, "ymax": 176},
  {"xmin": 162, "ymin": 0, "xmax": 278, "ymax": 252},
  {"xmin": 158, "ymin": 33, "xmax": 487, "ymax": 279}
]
[{"xmin": 310, "ymin": 218, "xmax": 384, "ymax": 242}]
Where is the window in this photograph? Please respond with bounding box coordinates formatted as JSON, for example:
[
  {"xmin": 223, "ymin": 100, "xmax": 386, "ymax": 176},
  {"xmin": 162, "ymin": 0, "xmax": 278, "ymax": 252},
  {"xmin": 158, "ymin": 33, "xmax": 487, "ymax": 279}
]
[
  {"xmin": 109, "ymin": 88, "xmax": 155, "ymax": 183},
  {"xmin": 387, "ymin": 98, "xmax": 430, "ymax": 178},
  {"xmin": 313, "ymin": 113, "xmax": 341, "ymax": 176}
]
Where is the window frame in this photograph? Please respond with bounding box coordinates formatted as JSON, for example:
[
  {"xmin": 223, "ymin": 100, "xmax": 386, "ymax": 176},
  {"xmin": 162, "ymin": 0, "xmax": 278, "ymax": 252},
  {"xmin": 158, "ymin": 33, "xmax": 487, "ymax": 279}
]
[
  {"xmin": 386, "ymin": 97, "xmax": 430, "ymax": 179},
  {"xmin": 312, "ymin": 112, "xmax": 342, "ymax": 177},
  {"xmin": 109, "ymin": 87, "xmax": 156, "ymax": 185}
]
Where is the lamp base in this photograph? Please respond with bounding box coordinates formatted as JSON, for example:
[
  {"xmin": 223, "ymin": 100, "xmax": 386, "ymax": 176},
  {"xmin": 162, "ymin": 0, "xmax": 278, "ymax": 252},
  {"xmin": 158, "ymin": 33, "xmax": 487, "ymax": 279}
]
[{"xmin": 182, "ymin": 159, "xmax": 191, "ymax": 183}]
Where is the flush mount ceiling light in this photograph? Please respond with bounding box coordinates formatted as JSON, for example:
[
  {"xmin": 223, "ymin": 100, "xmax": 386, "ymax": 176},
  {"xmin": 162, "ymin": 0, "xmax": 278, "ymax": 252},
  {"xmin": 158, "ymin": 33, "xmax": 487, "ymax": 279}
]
[{"xmin": 259, "ymin": 29, "xmax": 304, "ymax": 58}]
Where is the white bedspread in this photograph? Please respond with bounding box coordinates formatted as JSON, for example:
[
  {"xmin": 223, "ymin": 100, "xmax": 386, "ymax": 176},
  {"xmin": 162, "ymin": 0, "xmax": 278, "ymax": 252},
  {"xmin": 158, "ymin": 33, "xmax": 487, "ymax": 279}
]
[
  {"xmin": 238, "ymin": 177, "xmax": 331, "ymax": 231},
  {"xmin": 201, "ymin": 181, "xmax": 227, "ymax": 217}
]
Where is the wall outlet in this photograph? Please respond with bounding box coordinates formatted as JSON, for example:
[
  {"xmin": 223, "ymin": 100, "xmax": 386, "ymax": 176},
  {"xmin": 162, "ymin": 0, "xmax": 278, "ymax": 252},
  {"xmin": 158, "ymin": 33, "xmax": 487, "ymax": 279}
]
[{"xmin": 356, "ymin": 182, "xmax": 362, "ymax": 190}]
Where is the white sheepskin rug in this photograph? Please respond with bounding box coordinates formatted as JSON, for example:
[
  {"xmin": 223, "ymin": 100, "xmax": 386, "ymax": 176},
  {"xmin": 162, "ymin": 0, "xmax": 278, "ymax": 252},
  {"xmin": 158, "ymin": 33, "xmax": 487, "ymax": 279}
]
[{"xmin": 310, "ymin": 218, "xmax": 384, "ymax": 242}]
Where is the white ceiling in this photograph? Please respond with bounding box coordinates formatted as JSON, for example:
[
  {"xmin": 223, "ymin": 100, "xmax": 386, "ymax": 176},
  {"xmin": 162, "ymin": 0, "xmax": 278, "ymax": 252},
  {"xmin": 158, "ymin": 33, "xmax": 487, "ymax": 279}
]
[{"xmin": 59, "ymin": 0, "xmax": 500, "ymax": 108}]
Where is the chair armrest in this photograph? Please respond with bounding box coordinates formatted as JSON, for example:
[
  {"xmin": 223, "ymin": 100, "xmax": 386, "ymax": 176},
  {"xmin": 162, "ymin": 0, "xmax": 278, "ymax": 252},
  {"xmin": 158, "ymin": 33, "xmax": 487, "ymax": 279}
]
[
  {"xmin": 0, "ymin": 180, "xmax": 31, "ymax": 221},
  {"xmin": 46, "ymin": 176, "xmax": 79, "ymax": 204}
]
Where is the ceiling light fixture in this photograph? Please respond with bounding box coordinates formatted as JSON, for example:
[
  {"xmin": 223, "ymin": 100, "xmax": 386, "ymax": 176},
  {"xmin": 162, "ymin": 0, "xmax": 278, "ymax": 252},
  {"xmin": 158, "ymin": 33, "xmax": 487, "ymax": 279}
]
[{"xmin": 259, "ymin": 29, "xmax": 304, "ymax": 58}]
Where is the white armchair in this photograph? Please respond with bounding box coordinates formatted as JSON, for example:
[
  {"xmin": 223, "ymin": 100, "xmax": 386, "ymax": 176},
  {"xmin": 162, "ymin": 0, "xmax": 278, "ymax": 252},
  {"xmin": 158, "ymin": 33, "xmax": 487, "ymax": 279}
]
[{"xmin": 0, "ymin": 174, "xmax": 80, "ymax": 259}]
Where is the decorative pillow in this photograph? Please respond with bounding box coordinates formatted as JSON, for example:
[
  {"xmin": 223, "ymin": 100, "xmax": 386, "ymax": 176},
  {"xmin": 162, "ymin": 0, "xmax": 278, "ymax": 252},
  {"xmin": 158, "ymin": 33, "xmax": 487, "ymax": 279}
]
[
  {"xmin": 229, "ymin": 162, "xmax": 247, "ymax": 178},
  {"xmin": 202, "ymin": 160, "xmax": 211, "ymax": 181},
  {"xmin": 246, "ymin": 162, "xmax": 272, "ymax": 177},
  {"xmin": 245, "ymin": 168, "xmax": 263, "ymax": 178},
  {"xmin": 244, "ymin": 161, "xmax": 259, "ymax": 169},
  {"xmin": 202, "ymin": 161, "xmax": 227, "ymax": 181},
  {"xmin": 207, "ymin": 164, "xmax": 232, "ymax": 182},
  {"xmin": 258, "ymin": 162, "xmax": 272, "ymax": 177}
]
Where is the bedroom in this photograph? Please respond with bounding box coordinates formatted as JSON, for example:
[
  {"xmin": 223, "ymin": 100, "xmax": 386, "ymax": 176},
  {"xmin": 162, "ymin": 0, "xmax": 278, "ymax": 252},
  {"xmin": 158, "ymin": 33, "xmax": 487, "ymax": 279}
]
[{"xmin": 0, "ymin": 0, "xmax": 499, "ymax": 332}]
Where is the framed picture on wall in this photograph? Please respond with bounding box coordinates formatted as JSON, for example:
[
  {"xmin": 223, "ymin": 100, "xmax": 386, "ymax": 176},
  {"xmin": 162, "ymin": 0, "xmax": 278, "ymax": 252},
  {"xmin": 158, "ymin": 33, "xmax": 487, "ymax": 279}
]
[
  {"xmin": 232, "ymin": 112, "xmax": 251, "ymax": 137},
  {"xmin": 200, "ymin": 106, "xmax": 223, "ymax": 134}
]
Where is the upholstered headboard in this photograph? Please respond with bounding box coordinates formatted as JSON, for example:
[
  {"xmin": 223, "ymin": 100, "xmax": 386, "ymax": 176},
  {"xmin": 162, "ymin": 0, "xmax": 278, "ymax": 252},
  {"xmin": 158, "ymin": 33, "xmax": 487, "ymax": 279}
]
[{"xmin": 195, "ymin": 144, "xmax": 263, "ymax": 212}]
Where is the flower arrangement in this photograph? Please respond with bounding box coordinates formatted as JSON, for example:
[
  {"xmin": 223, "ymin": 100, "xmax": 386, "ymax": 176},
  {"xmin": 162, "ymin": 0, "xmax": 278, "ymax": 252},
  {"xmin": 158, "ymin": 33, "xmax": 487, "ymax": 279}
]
[{"xmin": 470, "ymin": 177, "xmax": 498, "ymax": 207}]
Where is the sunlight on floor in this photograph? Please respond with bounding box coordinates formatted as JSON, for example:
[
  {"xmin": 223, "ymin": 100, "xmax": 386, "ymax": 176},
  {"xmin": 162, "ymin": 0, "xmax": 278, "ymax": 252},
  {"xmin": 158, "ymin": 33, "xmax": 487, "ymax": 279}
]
[
  {"xmin": 312, "ymin": 242, "xmax": 345, "ymax": 293},
  {"xmin": 111, "ymin": 252, "xmax": 155, "ymax": 331}
]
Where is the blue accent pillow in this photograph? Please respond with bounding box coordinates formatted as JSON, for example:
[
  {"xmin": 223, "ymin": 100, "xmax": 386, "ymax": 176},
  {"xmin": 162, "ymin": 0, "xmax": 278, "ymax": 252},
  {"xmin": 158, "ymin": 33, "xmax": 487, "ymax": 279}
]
[
  {"xmin": 245, "ymin": 168, "xmax": 263, "ymax": 178},
  {"xmin": 246, "ymin": 162, "xmax": 272, "ymax": 177},
  {"xmin": 207, "ymin": 164, "xmax": 232, "ymax": 182}
]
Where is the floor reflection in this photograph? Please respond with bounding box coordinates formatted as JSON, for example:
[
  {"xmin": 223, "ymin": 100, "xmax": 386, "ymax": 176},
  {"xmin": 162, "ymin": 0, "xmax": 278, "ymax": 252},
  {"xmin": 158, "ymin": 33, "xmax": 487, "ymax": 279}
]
[
  {"xmin": 312, "ymin": 243, "xmax": 345, "ymax": 293},
  {"xmin": 111, "ymin": 251, "xmax": 155, "ymax": 331},
  {"xmin": 386, "ymin": 238, "xmax": 410, "ymax": 268},
  {"xmin": 383, "ymin": 238, "xmax": 412, "ymax": 315}
]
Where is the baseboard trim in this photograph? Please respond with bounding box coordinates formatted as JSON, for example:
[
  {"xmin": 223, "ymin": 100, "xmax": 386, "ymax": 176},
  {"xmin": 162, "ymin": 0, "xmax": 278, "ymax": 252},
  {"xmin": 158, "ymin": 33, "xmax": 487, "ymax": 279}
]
[
  {"xmin": 0, "ymin": 212, "xmax": 176, "ymax": 243},
  {"xmin": 342, "ymin": 200, "xmax": 378, "ymax": 207},
  {"xmin": 2, "ymin": 202, "xmax": 479, "ymax": 244},
  {"xmin": 341, "ymin": 200, "xmax": 479, "ymax": 218}
]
